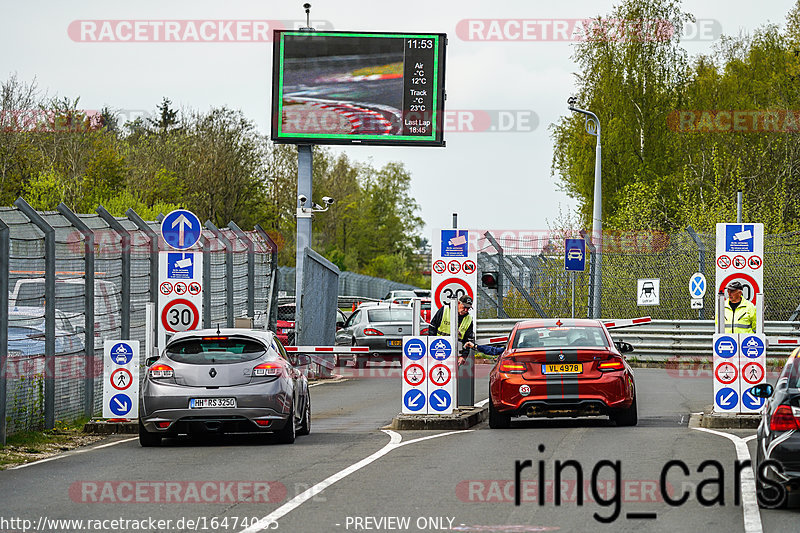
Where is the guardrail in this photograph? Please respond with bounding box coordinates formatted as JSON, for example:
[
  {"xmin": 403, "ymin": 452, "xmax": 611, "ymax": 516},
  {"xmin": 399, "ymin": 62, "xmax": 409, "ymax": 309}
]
[{"xmin": 475, "ymin": 319, "xmax": 800, "ymax": 358}]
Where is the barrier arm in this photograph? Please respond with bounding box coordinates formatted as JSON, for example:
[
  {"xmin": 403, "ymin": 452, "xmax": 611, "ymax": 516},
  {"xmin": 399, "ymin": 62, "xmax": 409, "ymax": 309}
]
[{"xmin": 285, "ymin": 346, "xmax": 370, "ymax": 373}]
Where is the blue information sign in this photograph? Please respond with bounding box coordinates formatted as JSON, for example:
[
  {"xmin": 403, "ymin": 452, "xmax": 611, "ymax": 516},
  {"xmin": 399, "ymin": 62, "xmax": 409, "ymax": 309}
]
[
  {"xmin": 715, "ymin": 387, "xmax": 738, "ymax": 411},
  {"xmin": 403, "ymin": 338, "xmax": 426, "ymax": 361},
  {"xmin": 110, "ymin": 342, "xmax": 134, "ymax": 365},
  {"xmin": 564, "ymin": 239, "xmax": 586, "ymax": 272},
  {"xmin": 429, "ymin": 338, "xmax": 452, "ymax": 360},
  {"xmin": 429, "ymin": 390, "xmax": 452, "ymax": 412},
  {"xmin": 161, "ymin": 209, "xmax": 202, "ymax": 250},
  {"xmin": 109, "ymin": 394, "xmax": 133, "ymax": 416},
  {"xmin": 403, "ymin": 389, "xmax": 426, "ymax": 412}
]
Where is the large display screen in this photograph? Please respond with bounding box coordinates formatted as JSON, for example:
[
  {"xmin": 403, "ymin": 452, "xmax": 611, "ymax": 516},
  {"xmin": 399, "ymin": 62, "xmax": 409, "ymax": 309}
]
[{"xmin": 271, "ymin": 30, "xmax": 446, "ymax": 147}]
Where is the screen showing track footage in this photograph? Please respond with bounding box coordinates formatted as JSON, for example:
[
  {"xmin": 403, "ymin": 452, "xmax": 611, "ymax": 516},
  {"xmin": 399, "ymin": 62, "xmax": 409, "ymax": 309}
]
[{"xmin": 271, "ymin": 31, "xmax": 446, "ymax": 147}]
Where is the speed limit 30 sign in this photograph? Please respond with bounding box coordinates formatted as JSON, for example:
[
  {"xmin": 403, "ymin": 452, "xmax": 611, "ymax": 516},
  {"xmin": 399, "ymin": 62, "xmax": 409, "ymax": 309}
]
[
  {"xmin": 161, "ymin": 298, "xmax": 201, "ymax": 332},
  {"xmin": 431, "ymin": 229, "xmax": 478, "ymax": 316}
]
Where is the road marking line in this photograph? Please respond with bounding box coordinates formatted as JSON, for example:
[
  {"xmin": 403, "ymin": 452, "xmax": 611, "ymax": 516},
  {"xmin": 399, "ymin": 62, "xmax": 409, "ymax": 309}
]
[
  {"xmin": 238, "ymin": 429, "xmax": 472, "ymax": 533},
  {"xmin": 475, "ymin": 398, "xmax": 489, "ymax": 407},
  {"xmin": 693, "ymin": 428, "xmax": 761, "ymax": 533},
  {"xmin": 8, "ymin": 437, "xmax": 137, "ymax": 470}
]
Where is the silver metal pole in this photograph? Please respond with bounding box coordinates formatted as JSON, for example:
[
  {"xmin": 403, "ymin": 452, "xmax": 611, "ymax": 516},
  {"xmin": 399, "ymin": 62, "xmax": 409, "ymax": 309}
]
[
  {"xmin": 591, "ymin": 127, "xmax": 602, "ymax": 318},
  {"xmin": 412, "ymin": 298, "xmax": 421, "ymax": 336},
  {"xmin": 737, "ymin": 190, "xmax": 743, "ymax": 223},
  {"xmin": 452, "ymin": 213, "xmax": 457, "ymax": 229},
  {"xmin": 756, "ymin": 292, "xmax": 764, "ymax": 334},
  {"xmin": 716, "ymin": 292, "xmax": 726, "ymax": 334},
  {"xmin": 571, "ymin": 271, "xmax": 575, "ymax": 318},
  {"xmin": 295, "ymin": 145, "xmax": 313, "ymax": 342}
]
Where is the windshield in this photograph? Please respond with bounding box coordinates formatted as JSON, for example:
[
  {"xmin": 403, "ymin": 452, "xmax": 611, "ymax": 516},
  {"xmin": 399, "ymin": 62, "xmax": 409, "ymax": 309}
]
[
  {"xmin": 166, "ymin": 337, "xmax": 266, "ymax": 364},
  {"xmin": 513, "ymin": 326, "xmax": 609, "ymax": 349},
  {"xmin": 368, "ymin": 309, "xmax": 413, "ymax": 323}
]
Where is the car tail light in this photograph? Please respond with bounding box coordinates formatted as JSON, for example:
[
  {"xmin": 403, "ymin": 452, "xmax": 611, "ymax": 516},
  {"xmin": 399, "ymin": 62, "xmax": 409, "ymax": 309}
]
[
  {"xmin": 156, "ymin": 421, "xmax": 171, "ymax": 429},
  {"xmin": 254, "ymin": 420, "xmax": 271, "ymax": 427},
  {"xmin": 363, "ymin": 328, "xmax": 383, "ymax": 336},
  {"xmin": 598, "ymin": 359, "xmax": 625, "ymax": 371},
  {"xmin": 421, "ymin": 327, "xmax": 432, "ymax": 335},
  {"xmin": 253, "ymin": 362, "xmax": 282, "ymax": 377},
  {"xmin": 770, "ymin": 405, "xmax": 799, "ymax": 431},
  {"xmin": 149, "ymin": 364, "xmax": 174, "ymax": 379},
  {"xmin": 202, "ymin": 336, "xmax": 229, "ymax": 341},
  {"xmin": 498, "ymin": 360, "xmax": 526, "ymax": 374}
]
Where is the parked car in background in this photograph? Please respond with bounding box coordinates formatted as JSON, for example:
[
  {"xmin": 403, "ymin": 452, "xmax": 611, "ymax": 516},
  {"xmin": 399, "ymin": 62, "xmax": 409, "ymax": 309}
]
[
  {"xmin": 9, "ymin": 278, "xmax": 122, "ymax": 342},
  {"xmin": 8, "ymin": 306, "xmax": 85, "ymax": 356},
  {"xmin": 335, "ymin": 302, "xmax": 431, "ymax": 368},
  {"xmin": 382, "ymin": 290, "xmax": 417, "ymax": 305},
  {"xmin": 275, "ymin": 302, "xmax": 348, "ymax": 346}
]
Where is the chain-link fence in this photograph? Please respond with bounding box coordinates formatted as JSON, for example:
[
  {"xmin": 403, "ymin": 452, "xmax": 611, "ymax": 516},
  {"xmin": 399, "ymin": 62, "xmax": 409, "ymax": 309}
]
[
  {"xmin": 277, "ymin": 267, "xmax": 419, "ymax": 300},
  {"xmin": 0, "ymin": 199, "xmax": 278, "ymax": 441},
  {"xmin": 477, "ymin": 228, "xmax": 800, "ymax": 321}
]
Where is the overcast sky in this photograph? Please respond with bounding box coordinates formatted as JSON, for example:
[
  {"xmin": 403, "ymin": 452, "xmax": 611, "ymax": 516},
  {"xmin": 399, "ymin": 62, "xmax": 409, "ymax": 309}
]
[{"xmin": 1, "ymin": 0, "xmax": 795, "ymax": 235}]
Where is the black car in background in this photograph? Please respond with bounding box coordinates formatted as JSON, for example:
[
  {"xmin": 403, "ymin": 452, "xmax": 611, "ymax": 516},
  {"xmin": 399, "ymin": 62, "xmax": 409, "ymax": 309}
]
[{"xmin": 751, "ymin": 348, "xmax": 800, "ymax": 508}]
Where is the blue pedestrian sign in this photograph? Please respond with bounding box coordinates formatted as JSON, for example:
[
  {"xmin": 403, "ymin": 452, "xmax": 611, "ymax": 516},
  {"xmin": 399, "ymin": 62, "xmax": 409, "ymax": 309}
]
[
  {"xmin": 715, "ymin": 387, "xmax": 739, "ymax": 410},
  {"xmin": 742, "ymin": 389, "xmax": 765, "ymax": 410},
  {"xmin": 741, "ymin": 336, "xmax": 765, "ymax": 359},
  {"xmin": 689, "ymin": 273, "xmax": 707, "ymax": 298},
  {"xmin": 403, "ymin": 389, "xmax": 426, "ymax": 412},
  {"xmin": 109, "ymin": 394, "xmax": 132, "ymax": 416},
  {"xmin": 725, "ymin": 224, "xmax": 755, "ymax": 253},
  {"xmin": 110, "ymin": 342, "xmax": 134, "ymax": 365},
  {"xmin": 429, "ymin": 390, "xmax": 452, "ymax": 412},
  {"xmin": 403, "ymin": 338, "xmax": 426, "ymax": 361},
  {"xmin": 430, "ymin": 338, "xmax": 452, "ymax": 360},
  {"xmin": 564, "ymin": 238, "xmax": 586, "ymax": 272},
  {"xmin": 714, "ymin": 336, "xmax": 737, "ymax": 358},
  {"xmin": 161, "ymin": 209, "xmax": 202, "ymax": 250}
]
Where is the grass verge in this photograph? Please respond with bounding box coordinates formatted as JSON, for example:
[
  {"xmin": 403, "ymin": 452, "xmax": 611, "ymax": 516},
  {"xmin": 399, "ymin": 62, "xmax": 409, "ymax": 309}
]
[{"xmin": 0, "ymin": 417, "xmax": 105, "ymax": 470}]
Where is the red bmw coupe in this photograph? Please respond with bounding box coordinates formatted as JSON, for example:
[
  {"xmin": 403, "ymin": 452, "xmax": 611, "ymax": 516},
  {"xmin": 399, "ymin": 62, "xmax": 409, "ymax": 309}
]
[{"xmin": 488, "ymin": 319, "xmax": 637, "ymax": 428}]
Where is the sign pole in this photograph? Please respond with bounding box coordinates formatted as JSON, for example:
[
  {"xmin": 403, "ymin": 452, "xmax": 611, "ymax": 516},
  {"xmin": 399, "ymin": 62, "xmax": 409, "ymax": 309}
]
[
  {"xmin": 295, "ymin": 144, "xmax": 313, "ymax": 344},
  {"xmin": 571, "ymin": 271, "xmax": 575, "ymax": 319}
]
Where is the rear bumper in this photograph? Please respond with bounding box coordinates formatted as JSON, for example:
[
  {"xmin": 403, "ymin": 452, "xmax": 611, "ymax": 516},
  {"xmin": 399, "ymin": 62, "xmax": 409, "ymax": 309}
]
[{"xmin": 490, "ymin": 370, "xmax": 634, "ymax": 416}]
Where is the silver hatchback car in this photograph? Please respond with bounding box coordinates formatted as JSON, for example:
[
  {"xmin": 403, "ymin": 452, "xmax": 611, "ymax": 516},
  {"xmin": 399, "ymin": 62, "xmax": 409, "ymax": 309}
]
[{"xmin": 139, "ymin": 329, "xmax": 311, "ymax": 446}]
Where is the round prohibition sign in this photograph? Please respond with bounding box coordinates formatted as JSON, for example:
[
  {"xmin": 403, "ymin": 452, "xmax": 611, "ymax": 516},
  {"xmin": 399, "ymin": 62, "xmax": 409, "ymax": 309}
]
[
  {"xmin": 716, "ymin": 255, "xmax": 731, "ymax": 269},
  {"xmin": 714, "ymin": 362, "xmax": 737, "ymax": 385},
  {"xmin": 462, "ymin": 260, "xmax": 476, "ymax": 275},
  {"xmin": 432, "ymin": 260, "xmax": 446, "ymax": 274},
  {"xmin": 159, "ymin": 281, "xmax": 173, "ymax": 295},
  {"xmin": 429, "ymin": 364, "xmax": 451, "ymax": 386},
  {"xmin": 110, "ymin": 368, "xmax": 133, "ymax": 390},
  {"xmin": 717, "ymin": 273, "xmax": 761, "ymax": 304},
  {"xmin": 188, "ymin": 282, "xmax": 202, "ymax": 295},
  {"xmin": 732, "ymin": 255, "xmax": 747, "ymax": 269},
  {"xmin": 748, "ymin": 255, "xmax": 763, "ymax": 270},
  {"xmin": 434, "ymin": 277, "xmax": 474, "ymax": 309},
  {"xmin": 404, "ymin": 364, "xmax": 425, "ymax": 386},
  {"xmin": 447, "ymin": 260, "xmax": 461, "ymax": 274},
  {"xmin": 742, "ymin": 361, "xmax": 765, "ymax": 385},
  {"xmin": 174, "ymin": 282, "xmax": 188, "ymax": 295},
  {"xmin": 161, "ymin": 298, "xmax": 200, "ymax": 332}
]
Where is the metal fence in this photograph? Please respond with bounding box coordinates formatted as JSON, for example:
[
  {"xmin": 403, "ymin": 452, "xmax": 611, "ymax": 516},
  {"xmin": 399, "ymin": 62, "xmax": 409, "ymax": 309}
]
[
  {"xmin": 477, "ymin": 228, "xmax": 800, "ymax": 322},
  {"xmin": 277, "ymin": 266, "xmax": 419, "ymax": 300},
  {"xmin": 0, "ymin": 198, "xmax": 278, "ymax": 441}
]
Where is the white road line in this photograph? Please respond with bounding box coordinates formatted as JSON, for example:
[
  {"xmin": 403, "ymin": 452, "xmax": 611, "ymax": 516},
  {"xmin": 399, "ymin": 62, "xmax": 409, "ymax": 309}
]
[
  {"xmin": 8, "ymin": 437, "xmax": 137, "ymax": 470},
  {"xmin": 238, "ymin": 429, "xmax": 472, "ymax": 533},
  {"xmin": 693, "ymin": 428, "xmax": 762, "ymax": 533},
  {"xmin": 475, "ymin": 398, "xmax": 489, "ymax": 407}
]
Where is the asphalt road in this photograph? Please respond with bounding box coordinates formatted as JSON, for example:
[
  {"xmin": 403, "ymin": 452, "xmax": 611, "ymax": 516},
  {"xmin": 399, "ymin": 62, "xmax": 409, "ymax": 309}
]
[{"xmin": 1, "ymin": 366, "xmax": 798, "ymax": 533}]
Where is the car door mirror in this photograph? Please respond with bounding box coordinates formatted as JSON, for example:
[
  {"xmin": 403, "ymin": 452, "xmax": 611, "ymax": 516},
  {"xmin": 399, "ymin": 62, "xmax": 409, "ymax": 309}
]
[
  {"xmin": 295, "ymin": 354, "xmax": 311, "ymax": 366},
  {"xmin": 749, "ymin": 383, "xmax": 773, "ymax": 398},
  {"xmin": 614, "ymin": 341, "xmax": 634, "ymax": 354},
  {"xmin": 145, "ymin": 356, "xmax": 159, "ymax": 366}
]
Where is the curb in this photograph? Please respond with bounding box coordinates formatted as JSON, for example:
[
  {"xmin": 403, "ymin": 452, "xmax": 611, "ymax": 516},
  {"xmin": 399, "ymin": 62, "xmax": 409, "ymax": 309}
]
[
  {"xmin": 385, "ymin": 407, "xmax": 487, "ymax": 430},
  {"xmin": 84, "ymin": 419, "xmax": 138, "ymax": 435},
  {"xmin": 689, "ymin": 410, "xmax": 761, "ymax": 429}
]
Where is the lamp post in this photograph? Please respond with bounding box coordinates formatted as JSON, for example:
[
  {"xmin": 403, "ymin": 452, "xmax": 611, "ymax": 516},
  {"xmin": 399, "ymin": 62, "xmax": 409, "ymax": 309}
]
[{"xmin": 568, "ymin": 97, "xmax": 602, "ymax": 318}]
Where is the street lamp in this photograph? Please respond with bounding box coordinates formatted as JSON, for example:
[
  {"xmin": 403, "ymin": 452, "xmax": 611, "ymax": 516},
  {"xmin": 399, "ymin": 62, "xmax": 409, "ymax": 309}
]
[{"xmin": 568, "ymin": 97, "xmax": 602, "ymax": 319}]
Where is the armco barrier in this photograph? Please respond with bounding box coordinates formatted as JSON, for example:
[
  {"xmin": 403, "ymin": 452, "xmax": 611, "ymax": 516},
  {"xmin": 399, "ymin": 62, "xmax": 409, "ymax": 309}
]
[{"xmin": 475, "ymin": 319, "xmax": 800, "ymax": 358}]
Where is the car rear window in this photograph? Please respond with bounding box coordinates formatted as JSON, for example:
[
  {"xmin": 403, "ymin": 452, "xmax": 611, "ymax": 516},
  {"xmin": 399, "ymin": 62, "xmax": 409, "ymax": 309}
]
[
  {"xmin": 513, "ymin": 326, "xmax": 608, "ymax": 349},
  {"xmin": 166, "ymin": 337, "xmax": 266, "ymax": 364},
  {"xmin": 368, "ymin": 309, "xmax": 413, "ymax": 322}
]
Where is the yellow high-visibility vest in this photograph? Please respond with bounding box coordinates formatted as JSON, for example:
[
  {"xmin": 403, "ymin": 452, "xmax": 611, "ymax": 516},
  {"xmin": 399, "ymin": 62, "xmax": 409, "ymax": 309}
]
[{"xmin": 437, "ymin": 306, "xmax": 472, "ymax": 339}]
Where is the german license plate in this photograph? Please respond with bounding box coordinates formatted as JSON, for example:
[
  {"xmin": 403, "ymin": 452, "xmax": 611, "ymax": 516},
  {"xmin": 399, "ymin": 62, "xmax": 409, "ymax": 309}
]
[
  {"xmin": 541, "ymin": 364, "xmax": 583, "ymax": 374},
  {"xmin": 388, "ymin": 340, "xmax": 402, "ymax": 347},
  {"xmin": 189, "ymin": 398, "xmax": 236, "ymax": 408}
]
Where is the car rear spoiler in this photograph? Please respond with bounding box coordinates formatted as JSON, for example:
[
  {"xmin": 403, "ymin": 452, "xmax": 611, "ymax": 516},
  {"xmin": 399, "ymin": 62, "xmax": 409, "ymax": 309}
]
[{"xmin": 475, "ymin": 317, "xmax": 654, "ymax": 345}]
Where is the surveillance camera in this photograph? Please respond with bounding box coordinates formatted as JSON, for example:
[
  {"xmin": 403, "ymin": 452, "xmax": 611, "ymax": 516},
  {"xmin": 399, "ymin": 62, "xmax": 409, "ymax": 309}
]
[
  {"xmin": 298, "ymin": 194, "xmax": 308, "ymax": 206},
  {"xmin": 312, "ymin": 202, "xmax": 323, "ymax": 210},
  {"xmin": 567, "ymin": 96, "xmax": 577, "ymax": 106},
  {"xmin": 322, "ymin": 196, "xmax": 335, "ymax": 205}
]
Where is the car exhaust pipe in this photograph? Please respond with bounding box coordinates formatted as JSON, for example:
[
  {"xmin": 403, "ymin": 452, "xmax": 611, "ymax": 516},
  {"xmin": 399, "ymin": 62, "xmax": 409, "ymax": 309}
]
[{"xmin": 204, "ymin": 421, "xmax": 222, "ymax": 431}]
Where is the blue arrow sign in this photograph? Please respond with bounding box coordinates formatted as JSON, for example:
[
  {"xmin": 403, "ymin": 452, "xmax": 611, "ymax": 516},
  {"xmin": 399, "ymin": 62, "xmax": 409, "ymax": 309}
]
[
  {"xmin": 161, "ymin": 209, "xmax": 202, "ymax": 250},
  {"xmin": 403, "ymin": 338, "xmax": 426, "ymax": 361},
  {"xmin": 741, "ymin": 336, "xmax": 765, "ymax": 359},
  {"xmin": 715, "ymin": 387, "xmax": 739, "ymax": 411},
  {"xmin": 403, "ymin": 389, "xmax": 425, "ymax": 412},
  {"xmin": 714, "ymin": 336, "xmax": 737, "ymax": 358},
  {"xmin": 564, "ymin": 238, "xmax": 586, "ymax": 272},
  {"xmin": 110, "ymin": 342, "xmax": 134, "ymax": 365},
  {"xmin": 429, "ymin": 389, "xmax": 452, "ymax": 412},
  {"xmin": 690, "ymin": 273, "xmax": 706, "ymax": 298},
  {"xmin": 109, "ymin": 394, "xmax": 132, "ymax": 416},
  {"xmin": 429, "ymin": 338, "xmax": 452, "ymax": 360},
  {"xmin": 742, "ymin": 390, "xmax": 765, "ymax": 410}
]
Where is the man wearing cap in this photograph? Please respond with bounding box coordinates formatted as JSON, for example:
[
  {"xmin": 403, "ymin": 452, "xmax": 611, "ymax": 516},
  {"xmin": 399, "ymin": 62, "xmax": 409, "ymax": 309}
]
[
  {"xmin": 429, "ymin": 295, "xmax": 475, "ymax": 366},
  {"xmin": 720, "ymin": 281, "xmax": 757, "ymax": 334}
]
